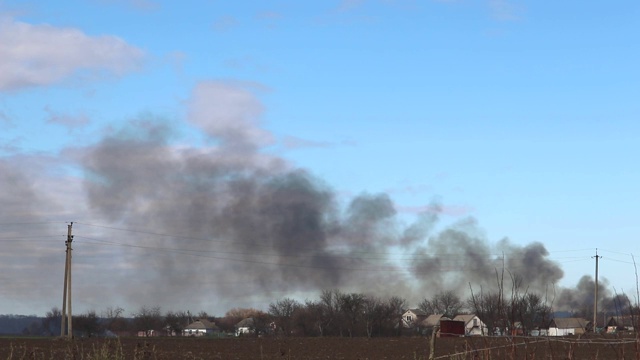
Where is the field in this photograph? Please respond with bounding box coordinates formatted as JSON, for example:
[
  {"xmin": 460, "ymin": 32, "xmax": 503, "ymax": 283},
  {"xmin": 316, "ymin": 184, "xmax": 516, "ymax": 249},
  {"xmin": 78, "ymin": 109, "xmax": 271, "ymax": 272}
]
[{"xmin": 1, "ymin": 335, "xmax": 639, "ymax": 360}]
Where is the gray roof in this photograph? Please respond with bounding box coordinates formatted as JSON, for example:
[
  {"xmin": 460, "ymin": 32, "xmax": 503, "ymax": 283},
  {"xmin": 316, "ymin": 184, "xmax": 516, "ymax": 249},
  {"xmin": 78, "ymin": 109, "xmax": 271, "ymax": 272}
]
[
  {"xmin": 236, "ymin": 317, "xmax": 255, "ymax": 328},
  {"xmin": 453, "ymin": 314, "xmax": 481, "ymax": 326},
  {"xmin": 607, "ymin": 316, "xmax": 636, "ymax": 327},
  {"xmin": 420, "ymin": 314, "xmax": 450, "ymax": 327},
  {"xmin": 185, "ymin": 319, "xmax": 218, "ymax": 330},
  {"xmin": 405, "ymin": 308, "xmax": 428, "ymax": 316}
]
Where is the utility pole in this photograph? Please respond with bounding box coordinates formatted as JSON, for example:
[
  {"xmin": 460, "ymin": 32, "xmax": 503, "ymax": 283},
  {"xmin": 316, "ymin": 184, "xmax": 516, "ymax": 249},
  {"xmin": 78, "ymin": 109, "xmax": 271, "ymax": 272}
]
[
  {"xmin": 593, "ymin": 248, "xmax": 601, "ymax": 333},
  {"xmin": 61, "ymin": 222, "xmax": 73, "ymax": 338}
]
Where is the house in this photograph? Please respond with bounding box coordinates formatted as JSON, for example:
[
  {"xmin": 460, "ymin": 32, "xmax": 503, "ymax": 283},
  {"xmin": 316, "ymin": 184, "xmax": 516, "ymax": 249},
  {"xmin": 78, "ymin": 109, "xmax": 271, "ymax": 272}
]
[
  {"xmin": 183, "ymin": 319, "xmax": 219, "ymax": 337},
  {"xmin": 548, "ymin": 318, "xmax": 590, "ymax": 336},
  {"xmin": 235, "ymin": 318, "xmax": 256, "ymax": 336},
  {"xmin": 137, "ymin": 330, "xmax": 159, "ymax": 337},
  {"xmin": 452, "ymin": 314, "xmax": 487, "ymax": 336},
  {"xmin": 402, "ymin": 309, "xmax": 428, "ymax": 328},
  {"xmin": 418, "ymin": 314, "xmax": 450, "ymax": 335},
  {"xmin": 606, "ymin": 316, "xmax": 637, "ymax": 333}
]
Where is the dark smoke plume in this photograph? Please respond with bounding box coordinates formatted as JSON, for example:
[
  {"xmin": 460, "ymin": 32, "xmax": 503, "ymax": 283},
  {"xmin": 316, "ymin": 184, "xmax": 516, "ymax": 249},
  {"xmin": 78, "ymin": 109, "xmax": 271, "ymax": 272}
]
[{"xmin": 76, "ymin": 81, "xmax": 576, "ymax": 312}]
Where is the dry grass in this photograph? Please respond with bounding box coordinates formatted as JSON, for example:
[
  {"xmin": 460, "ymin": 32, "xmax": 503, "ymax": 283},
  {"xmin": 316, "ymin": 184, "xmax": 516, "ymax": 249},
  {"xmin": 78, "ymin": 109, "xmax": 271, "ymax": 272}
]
[{"xmin": 1, "ymin": 335, "xmax": 639, "ymax": 360}]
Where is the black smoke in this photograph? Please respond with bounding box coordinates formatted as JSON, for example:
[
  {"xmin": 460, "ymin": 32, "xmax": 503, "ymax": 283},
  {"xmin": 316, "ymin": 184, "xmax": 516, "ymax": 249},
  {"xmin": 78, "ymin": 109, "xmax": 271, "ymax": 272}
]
[{"xmin": 75, "ymin": 82, "xmax": 576, "ymax": 313}]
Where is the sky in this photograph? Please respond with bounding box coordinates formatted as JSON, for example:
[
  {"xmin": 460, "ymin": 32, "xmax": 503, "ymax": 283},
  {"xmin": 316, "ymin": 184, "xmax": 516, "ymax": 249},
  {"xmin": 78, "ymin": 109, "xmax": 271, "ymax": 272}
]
[{"xmin": 0, "ymin": 0, "xmax": 639, "ymax": 318}]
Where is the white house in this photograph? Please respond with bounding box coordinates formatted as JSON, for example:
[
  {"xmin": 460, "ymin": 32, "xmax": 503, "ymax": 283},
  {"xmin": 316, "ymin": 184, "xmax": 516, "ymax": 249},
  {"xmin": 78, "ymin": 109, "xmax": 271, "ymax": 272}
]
[
  {"xmin": 453, "ymin": 314, "xmax": 488, "ymax": 336},
  {"xmin": 402, "ymin": 309, "xmax": 428, "ymax": 328},
  {"xmin": 183, "ymin": 319, "xmax": 218, "ymax": 337},
  {"xmin": 548, "ymin": 318, "xmax": 590, "ymax": 336},
  {"xmin": 606, "ymin": 316, "xmax": 636, "ymax": 333},
  {"xmin": 235, "ymin": 317, "xmax": 256, "ymax": 336}
]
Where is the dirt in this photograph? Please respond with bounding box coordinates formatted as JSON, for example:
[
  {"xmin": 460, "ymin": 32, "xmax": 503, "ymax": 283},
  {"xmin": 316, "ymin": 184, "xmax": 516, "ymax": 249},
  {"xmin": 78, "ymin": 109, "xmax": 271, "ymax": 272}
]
[{"xmin": 0, "ymin": 335, "xmax": 638, "ymax": 360}]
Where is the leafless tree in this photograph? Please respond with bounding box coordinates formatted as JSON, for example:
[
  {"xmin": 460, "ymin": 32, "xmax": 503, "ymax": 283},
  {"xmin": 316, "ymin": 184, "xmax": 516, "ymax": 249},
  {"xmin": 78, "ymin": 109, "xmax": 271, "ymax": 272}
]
[
  {"xmin": 42, "ymin": 307, "xmax": 62, "ymax": 336},
  {"xmin": 73, "ymin": 310, "xmax": 101, "ymax": 337},
  {"xmin": 102, "ymin": 306, "xmax": 129, "ymax": 334},
  {"xmin": 269, "ymin": 297, "xmax": 301, "ymax": 336},
  {"xmin": 133, "ymin": 306, "xmax": 163, "ymax": 336},
  {"xmin": 165, "ymin": 310, "xmax": 190, "ymax": 336},
  {"xmin": 418, "ymin": 290, "xmax": 465, "ymax": 318},
  {"xmin": 362, "ymin": 295, "xmax": 381, "ymax": 338},
  {"xmin": 387, "ymin": 296, "xmax": 406, "ymax": 336},
  {"xmin": 338, "ymin": 292, "xmax": 365, "ymax": 337}
]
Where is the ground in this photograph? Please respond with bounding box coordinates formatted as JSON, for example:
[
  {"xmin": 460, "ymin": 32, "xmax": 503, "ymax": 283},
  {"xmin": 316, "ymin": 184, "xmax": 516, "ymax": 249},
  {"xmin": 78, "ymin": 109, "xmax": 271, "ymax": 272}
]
[{"xmin": 0, "ymin": 335, "xmax": 638, "ymax": 359}]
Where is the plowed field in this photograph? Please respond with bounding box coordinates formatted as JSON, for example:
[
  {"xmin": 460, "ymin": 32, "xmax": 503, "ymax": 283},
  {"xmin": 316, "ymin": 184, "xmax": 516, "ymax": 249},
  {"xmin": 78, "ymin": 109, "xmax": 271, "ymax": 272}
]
[{"xmin": 0, "ymin": 335, "xmax": 638, "ymax": 359}]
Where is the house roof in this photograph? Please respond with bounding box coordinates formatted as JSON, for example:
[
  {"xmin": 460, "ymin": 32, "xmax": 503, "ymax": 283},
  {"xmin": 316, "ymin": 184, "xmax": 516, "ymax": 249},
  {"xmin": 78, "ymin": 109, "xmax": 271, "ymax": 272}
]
[
  {"xmin": 550, "ymin": 318, "xmax": 589, "ymax": 329},
  {"xmin": 236, "ymin": 317, "xmax": 255, "ymax": 328},
  {"xmin": 420, "ymin": 314, "xmax": 450, "ymax": 327},
  {"xmin": 453, "ymin": 314, "xmax": 481, "ymax": 326},
  {"xmin": 405, "ymin": 308, "xmax": 427, "ymax": 316},
  {"xmin": 185, "ymin": 319, "xmax": 218, "ymax": 330},
  {"xmin": 607, "ymin": 316, "xmax": 637, "ymax": 328}
]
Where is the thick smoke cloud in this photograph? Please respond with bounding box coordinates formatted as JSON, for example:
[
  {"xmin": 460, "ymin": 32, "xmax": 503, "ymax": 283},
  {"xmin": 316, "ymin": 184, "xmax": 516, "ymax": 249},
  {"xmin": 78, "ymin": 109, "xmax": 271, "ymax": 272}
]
[
  {"xmin": 3, "ymin": 80, "xmax": 624, "ymax": 317},
  {"xmin": 0, "ymin": 157, "xmax": 78, "ymax": 314},
  {"xmin": 75, "ymin": 80, "xmax": 578, "ymax": 313}
]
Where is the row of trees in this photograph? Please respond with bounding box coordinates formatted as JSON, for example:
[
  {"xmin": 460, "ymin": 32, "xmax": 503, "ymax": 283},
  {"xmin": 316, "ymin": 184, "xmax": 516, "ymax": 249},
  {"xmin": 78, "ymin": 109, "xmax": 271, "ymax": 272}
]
[
  {"xmin": 267, "ymin": 290, "xmax": 407, "ymax": 337},
  {"xmin": 37, "ymin": 306, "xmax": 209, "ymax": 337},
  {"xmin": 27, "ymin": 282, "xmax": 638, "ymax": 338}
]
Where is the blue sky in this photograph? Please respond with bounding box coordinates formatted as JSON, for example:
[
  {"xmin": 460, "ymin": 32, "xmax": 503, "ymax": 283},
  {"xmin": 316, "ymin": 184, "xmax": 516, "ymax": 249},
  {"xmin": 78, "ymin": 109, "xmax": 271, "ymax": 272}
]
[{"xmin": 1, "ymin": 0, "xmax": 639, "ymax": 317}]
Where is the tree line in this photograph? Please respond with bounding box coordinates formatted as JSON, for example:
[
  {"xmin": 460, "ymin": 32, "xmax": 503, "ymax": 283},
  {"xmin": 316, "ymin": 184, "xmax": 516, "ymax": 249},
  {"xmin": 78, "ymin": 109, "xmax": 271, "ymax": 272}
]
[{"xmin": 23, "ymin": 283, "xmax": 639, "ymax": 337}]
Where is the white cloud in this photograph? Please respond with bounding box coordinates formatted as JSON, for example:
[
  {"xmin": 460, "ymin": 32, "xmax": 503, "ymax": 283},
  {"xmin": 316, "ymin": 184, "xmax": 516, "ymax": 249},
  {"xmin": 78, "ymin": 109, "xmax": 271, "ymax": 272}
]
[
  {"xmin": 0, "ymin": 17, "xmax": 145, "ymax": 91},
  {"xmin": 186, "ymin": 81, "xmax": 274, "ymax": 149}
]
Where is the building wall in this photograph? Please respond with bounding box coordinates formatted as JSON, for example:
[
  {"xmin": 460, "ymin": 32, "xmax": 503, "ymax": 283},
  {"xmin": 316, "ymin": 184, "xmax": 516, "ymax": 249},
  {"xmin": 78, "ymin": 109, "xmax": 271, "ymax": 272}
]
[{"xmin": 549, "ymin": 327, "xmax": 575, "ymax": 336}]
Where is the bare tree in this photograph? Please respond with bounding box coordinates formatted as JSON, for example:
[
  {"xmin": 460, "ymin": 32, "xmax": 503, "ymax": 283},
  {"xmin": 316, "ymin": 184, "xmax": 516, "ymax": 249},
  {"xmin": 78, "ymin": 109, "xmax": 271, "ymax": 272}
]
[
  {"xmin": 362, "ymin": 295, "xmax": 384, "ymax": 337},
  {"xmin": 467, "ymin": 286, "xmax": 504, "ymax": 335},
  {"xmin": 165, "ymin": 310, "xmax": 190, "ymax": 336},
  {"xmin": 387, "ymin": 296, "xmax": 406, "ymax": 336},
  {"xmin": 42, "ymin": 307, "xmax": 62, "ymax": 336},
  {"xmin": 102, "ymin": 306, "xmax": 129, "ymax": 334},
  {"xmin": 302, "ymin": 298, "xmax": 332, "ymax": 336},
  {"xmin": 133, "ymin": 306, "xmax": 163, "ymax": 336},
  {"xmin": 319, "ymin": 289, "xmax": 342, "ymax": 336},
  {"xmin": 418, "ymin": 290, "xmax": 465, "ymax": 318},
  {"xmin": 338, "ymin": 293, "xmax": 365, "ymax": 337},
  {"xmin": 269, "ymin": 297, "xmax": 301, "ymax": 336},
  {"xmin": 73, "ymin": 310, "xmax": 101, "ymax": 337}
]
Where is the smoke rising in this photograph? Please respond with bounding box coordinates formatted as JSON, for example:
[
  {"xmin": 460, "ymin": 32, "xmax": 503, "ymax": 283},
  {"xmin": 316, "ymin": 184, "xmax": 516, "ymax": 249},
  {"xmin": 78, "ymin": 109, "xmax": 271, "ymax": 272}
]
[
  {"xmin": 76, "ymin": 80, "xmax": 570, "ymax": 312},
  {"xmin": 1, "ymin": 80, "xmax": 627, "ymax": 316}
]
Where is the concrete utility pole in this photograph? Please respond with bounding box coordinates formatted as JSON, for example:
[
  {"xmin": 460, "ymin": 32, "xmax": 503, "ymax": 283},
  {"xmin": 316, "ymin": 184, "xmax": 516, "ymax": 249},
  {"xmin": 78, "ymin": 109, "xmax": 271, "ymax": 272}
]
[
  {"xmin": 593, "ymin": 248, "xmax": 601, "ymax": 333},
  {"xmin": 61, "ymin": 222, "xmax": 73, "ymax": 338}
]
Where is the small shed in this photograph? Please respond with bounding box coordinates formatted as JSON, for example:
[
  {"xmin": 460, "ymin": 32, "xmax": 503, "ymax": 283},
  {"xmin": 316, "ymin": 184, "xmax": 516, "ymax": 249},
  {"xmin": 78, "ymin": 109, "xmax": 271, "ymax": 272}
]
[{"xmin": 439, "ymin": 320, "xmax": 465, "ymax": 337}]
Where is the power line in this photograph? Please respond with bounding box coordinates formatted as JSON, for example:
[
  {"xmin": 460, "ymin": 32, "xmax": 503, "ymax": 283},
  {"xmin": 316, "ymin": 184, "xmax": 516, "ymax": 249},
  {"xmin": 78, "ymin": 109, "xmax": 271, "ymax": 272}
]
[
  {"xmin": 0, "ymin": 235, "xmax": 64, "ymax": 241},
  {"xmin": 72, "ymin": 234, "xmax": 592, "ymax": 274},
  {"xmin": 72, "ymin": 221, "xmax": 598, "ymax": 260}
]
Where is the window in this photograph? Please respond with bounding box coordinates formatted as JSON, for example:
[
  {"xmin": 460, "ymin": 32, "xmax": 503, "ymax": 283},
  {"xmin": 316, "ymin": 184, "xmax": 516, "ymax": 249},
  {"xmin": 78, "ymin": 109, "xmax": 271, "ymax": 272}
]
[{"xmin": 406, "ymin": 315, "xmax": 412, "ymax": 322}]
